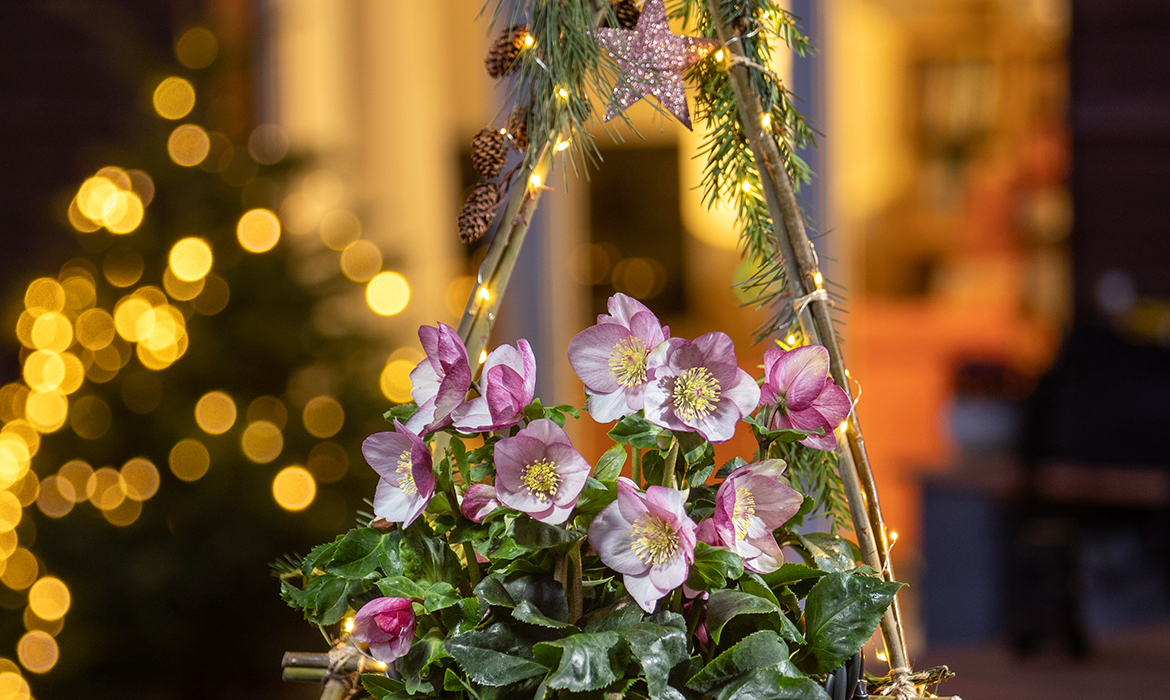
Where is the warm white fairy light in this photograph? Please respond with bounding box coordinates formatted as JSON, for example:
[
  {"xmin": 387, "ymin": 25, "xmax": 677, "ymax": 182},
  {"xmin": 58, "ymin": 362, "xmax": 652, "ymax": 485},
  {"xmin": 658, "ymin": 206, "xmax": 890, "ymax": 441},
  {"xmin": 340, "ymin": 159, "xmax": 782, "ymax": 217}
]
[
  {"xmin": 814, "ymin": 271, "xmax": 823, "ymax": 286},
  {"xmin": 478, "ymin": 350, "xmax": 487, "ymax": 365},
  {"xmin": 555, "ymin": 140, "xmax": 570, "ymax": 152},
  {"xmin": 528, "ymin": 173, "xmax": 542, "ymax": 190},
  {"xmin": 715, "ymin": 49, "xmax": 724, "ymax": 61},
  {"xmin": 741, "ymin": 180, "xmax": 752, "ymax": 193},
  {"xmin": 343, "ymin": 617, "xmax": 354, "ymax": 633},
  {"xmin": 557, "ymin": 87, "xmax": 569, "ymax": 99},
  {"xmin": 523, "ymin": 34, "xmax": 534, "ymax": 48},
  {"xmin": 838, "ymin": 420, "xmax": 848, "ymax": 434},
  {"xmin": 477, "ymin": 286, "xmax": 491, "ymax": 303},
  {"xmin": 786, "ymin": 334, "xmax": 796, "ymax": 345},
  {"xmin": 761, "ymin": 113, "xmax": 772, "ymax": 129}
]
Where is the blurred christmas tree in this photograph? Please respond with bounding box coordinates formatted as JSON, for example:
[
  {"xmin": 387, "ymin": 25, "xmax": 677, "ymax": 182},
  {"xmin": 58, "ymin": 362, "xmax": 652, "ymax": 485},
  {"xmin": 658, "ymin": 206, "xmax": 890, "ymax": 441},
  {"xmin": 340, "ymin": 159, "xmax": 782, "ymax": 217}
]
[{"xmin": 0, "ymin": 3, "xmax": 409, "ymax": 698}]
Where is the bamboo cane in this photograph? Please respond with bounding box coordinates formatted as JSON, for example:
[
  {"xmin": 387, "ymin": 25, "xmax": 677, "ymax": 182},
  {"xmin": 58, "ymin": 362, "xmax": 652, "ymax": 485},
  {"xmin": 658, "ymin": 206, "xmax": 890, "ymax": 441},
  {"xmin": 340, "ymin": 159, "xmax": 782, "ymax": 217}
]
[{"xmin": 705, "ymin": 0, "xmax": 912, "ymax": 678}]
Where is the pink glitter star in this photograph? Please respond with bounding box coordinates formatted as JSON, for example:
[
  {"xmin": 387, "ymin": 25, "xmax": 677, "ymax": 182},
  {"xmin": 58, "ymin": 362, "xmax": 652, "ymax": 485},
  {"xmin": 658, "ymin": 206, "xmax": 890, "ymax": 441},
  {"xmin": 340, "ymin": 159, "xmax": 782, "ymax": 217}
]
[{"xmin": 594, "ymin": 0, "xmax": 720, "ymax": 130}]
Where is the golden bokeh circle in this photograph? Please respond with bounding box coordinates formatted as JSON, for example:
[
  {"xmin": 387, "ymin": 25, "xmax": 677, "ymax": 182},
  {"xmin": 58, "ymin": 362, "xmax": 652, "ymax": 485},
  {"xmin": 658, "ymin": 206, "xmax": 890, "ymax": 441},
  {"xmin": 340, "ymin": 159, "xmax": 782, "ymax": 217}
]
[
  {"xmin": 0, "ymin": 492, "xmax": 21, "ymax": 533},
  {"xmin": 24, "ymin": 391, "xmax": 67, "ymax": 433},
  {"xmin": 272, "ymin": 466, "xmax": 316, "ymax": 511},
  {"xmin": 302, "ymin": 396, "xmax": 344, "ymax": 439},
  {"xmin": 0, "ymin": 670, "xmax": 30, "ymax": 700},
  {"xmin": 169, "ymin": 439, "xmax": 210, "ymax": 482},
  {"xmin": 168, "ymin": 124, "xmax": 211, "ymax": 166},
  {"xmin": 340, "ymin": 240, "xmax": 383, "ymax": 282},
  {"xmin": 30, "ymin": 313, "xmax": 72, "ymax": 353},
  {"xmin": 246, "ymin": 396, "xmax": 288, "ymax": 431},
  {"xmin": 379, "ymin": 359, "xmax": 415, "ymax": 403},
  {"xmin": 365, "ymin": 272, "xmax": 411, "ymax": 316},
  {"xmin": 319, "ymin": 209, "xmax": 361, "ymax": 251},
  {"xmin": 195, "ymin": 392, "xmax": 236, "ymax": 434},
  {"xmin": 236, "ymin": 209, "xmax": 281, "ymax": 253},
  {"xmin": 28, "ymin": 578, "xmax": 70, "ymax": 622},
  {"xmin": 169, "ymin": 237, "xmax": 213, "ymax": 282},
  {"xmin": 24, "ymin": 279, "xmax": 65, "ymax": 317},
  {"xmin": 163, "ymin": 267, "xmax": 205, "ymax": 301},
  {"xmin": 121, "ymin": 458, "xmax": 160, "ymax": 501},
  {"xmin": 16, "ymin": 631, "xmax": 57, "ymax": 674},
  {"xmin": 23, "ymin": 351, "xmax": 65, "ymax": 393},
  {"xmin": 153, "ymin": 77, "xmax": 196, "ymax": 120},
  {"xmin": 87, "ymin": 467, "xmax": 126, "ymax": 511},
  {"xmin": 241, "ymin": 421, "xmax": 283, "ymax": 463},
  {"xmin": 35, "ymin": 477, "xmax": 73, "ymax": 519},
  {"xmin": 102, "ymin": 497, "xmax": 142, "ymax": 527},
  {"xmin": 1, "ymin": 550, "xmax": 38, "ymax": 592},
  {"xmin": 176, "ymin": 27, "xmax": 218, "ymax": 69},
  {"xmin": 75, "ymin": 308, "xmax": 116, "ymax": 350}
]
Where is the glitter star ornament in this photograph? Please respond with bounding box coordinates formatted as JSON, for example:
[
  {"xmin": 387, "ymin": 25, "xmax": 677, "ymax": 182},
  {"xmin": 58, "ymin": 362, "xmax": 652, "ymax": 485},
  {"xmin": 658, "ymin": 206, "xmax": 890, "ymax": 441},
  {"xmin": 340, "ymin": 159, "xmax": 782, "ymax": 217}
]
[{"xmin": 594, "ymin": 0, "xmax": 720, "ymax": 130}]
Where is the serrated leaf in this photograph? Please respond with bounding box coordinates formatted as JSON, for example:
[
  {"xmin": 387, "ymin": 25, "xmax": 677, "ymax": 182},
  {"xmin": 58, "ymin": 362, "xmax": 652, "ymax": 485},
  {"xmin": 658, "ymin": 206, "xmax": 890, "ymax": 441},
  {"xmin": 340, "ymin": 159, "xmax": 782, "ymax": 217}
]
[
  {"xmin": 686, "ymin": 543, "xmax": 745, "ymax": 591},
  {"xmin": 705, "ymin": 590, "xmax": 780, "ymax": 646},
  {"xmin": 474, "ymin": 573, "xmax": 570, "ymax": 622},
  {"xmin": 533, "ymin": 632, "xmax": 627, "ymax": 692},
  {"xmin": 376, "ymin": 575, "xmax": 428, "ymax": 600},
  {"xmin": 581, "ymin": 596, "xmax": 646, "ymax": 633},
  {"xmin": 608, "ymin": 413, "xmax": 667, "ymax": 448},
  {"xmin": 361, "ymin": 674, "xmax": 411, "ymax": 700},
  {"xmin": 399, "ymin": 518, "xmax": 462, "ymax": 585},
  {"xmin": 712, "ymin": 667, "xmax": 829, "ymax": 700},
  {"xmin": 512, "ymin": 515, "xmax": 584, "ymax": 549},
  {"xmin": 326, "ymin": 528, "xmax": 401, "ymax": 580},
  {"xmin": 441, "ymin": 597, "xmax": 482, "ymax": 636},
  {"xmin": 302, "ymin": 535, "xmax": 344, "ymax": 575},
  {"xmin": 796, "ymin": 572, "xmax": 903, "ymax": 674},
  {"xmin": 399, "ymin": 636, "xmax": 449, "ymax": 691},
  {"xmin": 795, "ymin": 534, "xmax": 857, "ymax": 573},
  {"xmin": 762, "ymin": 563, "xmax": 827, "ymax": 588},
  {"xmin": 625, "ymin": 622, "xmax": 689, "ymax": 700},
  {"xmin": 302, "ymin": 574, "xmax": 359, "ymax": 626},
  {"xmin": 445, "ymin": 624, "xmax": 548, "ymax": 687},
  {"xmin": 687, "ymin": 631, "xmax": 790, "ymax": 694},
  {"xmin": 594, "ymin": 443, "xmax": 627, "ymax": 483},
  {"xmin": 714, "ymin": 457, "xmax": 748, "ymax": 480},
  {"xmin": 514, "ymin": 600, "xmax": 579, "ymax": 630},
  {"xmin": 424, "ymin": 582, "xmax": 461, "ymax": 613},
  {"xmin": 383, "ymin": 403, "xmax": 419, "ymax": 423}
]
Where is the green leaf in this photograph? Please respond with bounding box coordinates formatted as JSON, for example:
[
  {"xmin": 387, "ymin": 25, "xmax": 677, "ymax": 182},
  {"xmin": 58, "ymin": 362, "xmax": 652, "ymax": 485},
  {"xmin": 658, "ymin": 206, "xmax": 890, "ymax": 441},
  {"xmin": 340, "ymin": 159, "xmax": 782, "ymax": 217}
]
[
  {"xmin": 712, "ymin": 667, "xmax": 829, "ymax": 700},
  {"xmin": 795, "ymin": 533, "xmax": 857, "ymax": 573},
  {"xmin": 762, "ymin": 563, "xmax": 826, "ymax": 588},
  {"xmin": 512, "ymin": 515, "xmax": 584, "ymax": 549},
  {"xmin": 687, "ymin": 631, "xmax": 790, "ymax": 694},
  {"xmin": 442, "ymin": 668, "xmax": 468, "ymax": 693},
  {"xmin": 383, "ymin": 403, "xmax": 419, "ymax": 423},
  {"xmin": 474, "ymin": 573, "xmax": 570, "ymax": 623},
  {"xmin": 399, "ymin": 518, "xmax": 462, "ymax": 585},
  {"xmin": 549, "ymin": 404, "xmax": 581, "ymax": 419},
  {"xmin": 705, "ymin": 590, "xmax": 780, "ymax": 646},
  {"xmin": 489, "ymin": 536, "xmax": 528, "ymax": 560},
  {"xmin": 302, "ymin": 534, "xmax": 344, "ymax": 575},
  {"xmin": 361, "ymin": 674, "xmax": 411, "ymax": 700},
  {"xmin": 302, "ymin": 574, "xmax": 359, "ymax": 626},
  {"xmin": 533, "ymin": 632, "xmax": 628, "ymax": 692},
  {"xmin": 714, "ymin": 457, "xmax": 748, "ymax": 479},
  {"xmin": 574, "ymin": 479, "xmax": 617, "ymax": 517},
  {"xmin": 686, "ymin": 543, "xmax": 745, "ymax": 591},
  {"xmin": 445, "ymin": 624, "xmax": 548, "ymax": 687},
  {"xmin": 399, "ymin": 635, "xmax": 449, "ymax": 692},
  {"xmin": 513, "ymin": 600, "xmax": 578, "ymax": 630},
  {"xmin": 441, "ymin": 597, "xmax": 483, "ymax": 636},
  {"xmin": 625, "ymin": 622, "xmax": 689, "ymax": 700},
  {"xmin": 375, "ymin": 575, "xmax": 428, "ymax": 600},
  {"xmin": 796, "ymin": 572, "xmax": 904, "ymax": 674},
  {"xmin": 581, "ymin": 596, "xmax": 645, "ymax": 633},
  {"xmin": 327, "ymin": 528, "xmax": 401, "ymax": 580},
  {"xmin": 594, "ymin": 443, "xmax": 627, "ymax": 483},
  {"xmin": 739, "ymin": 571, "xmax": 780, "ymax": 608},
  {"xmin": 424, "ymin": 582, "xmax": 461, "ymax": 613},
  {"xmin": 608, "ymin": 413, "xmax": 667, "ymax": 448}
]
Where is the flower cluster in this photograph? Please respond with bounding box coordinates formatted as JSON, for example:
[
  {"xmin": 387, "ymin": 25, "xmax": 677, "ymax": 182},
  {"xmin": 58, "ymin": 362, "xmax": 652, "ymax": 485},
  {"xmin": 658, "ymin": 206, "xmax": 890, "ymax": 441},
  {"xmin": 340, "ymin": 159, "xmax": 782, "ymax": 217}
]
[{"xmin": 279, "ymin": 293, "xmax": 897, "ymax": 699}]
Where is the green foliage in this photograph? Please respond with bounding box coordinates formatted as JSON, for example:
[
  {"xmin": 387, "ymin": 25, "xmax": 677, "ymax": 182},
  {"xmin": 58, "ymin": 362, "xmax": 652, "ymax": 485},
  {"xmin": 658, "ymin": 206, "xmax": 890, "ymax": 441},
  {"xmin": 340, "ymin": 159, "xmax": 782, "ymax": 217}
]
[{"xmin": 796, "ymin": 572, "xmax": 904, "ymax": 675}]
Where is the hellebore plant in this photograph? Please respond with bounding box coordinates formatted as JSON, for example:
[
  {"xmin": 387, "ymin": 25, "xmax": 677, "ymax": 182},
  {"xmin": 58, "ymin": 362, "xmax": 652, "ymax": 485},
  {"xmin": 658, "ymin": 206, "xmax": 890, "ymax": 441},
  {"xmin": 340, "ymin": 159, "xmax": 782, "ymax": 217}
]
[{"xmin": 277, "ymin": 293, "xmax": 903, "ymax": 700}]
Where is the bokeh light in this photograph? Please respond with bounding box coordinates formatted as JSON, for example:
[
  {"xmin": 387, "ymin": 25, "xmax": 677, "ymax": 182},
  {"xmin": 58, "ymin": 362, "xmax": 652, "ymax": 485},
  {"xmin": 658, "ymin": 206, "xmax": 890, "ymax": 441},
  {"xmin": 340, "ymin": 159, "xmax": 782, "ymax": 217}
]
[
  {"xmin": 307, "ymin": 442, "xmax": 348, "ymax": 483},
  {"xmin": 0, "ymin": 492, "xmax": 21, "ymax": 533},
  {"xmin": 168, "ymin": 124, "xmax": 211, "ymax": 166},
  {"xmin": 236, "ymin": 209, "xmax": 281, "ymax": 253},
  {"xmin": 36, "ymin": 477, "xmax": 73, "ymax": 519},
  {"xmin": 23, "ymin": 351, "xmax": 65, "ymax": 392},
  {"xmin": 175, "ymin": 27, "xmax": 218, "ymax": 69},
  {"xmin": 28, "ymin": 577, "xmax": 70, "ymax": 621},
  {"xmin": 379, "ymin": 359, "xmax": 415, "ymax": 403},
  {"xmin": 24, "ymin": 391, "xmax": 67, "ymax": 433},
  {"xmin": 248, "ymin": 124, "xmax": 289, "ymax": 164},
  {"xmin": 12, "ymin": 472, "xmax": 39, "ymax": 508},
  {"xmin": 23, "ymin": 605, "xmax": 64, "ymax": 637},
  {"xmin": 75, "ymin": 308, "xmax": 116, "ymax": 351},
  {"xmin": 195, "ymin": 392, "xmax": 236, "ymax": 434},
  {"xmin": 302, "ymin": 396, "xmax": 344, "ymax": 438},
  {"xmin": 365, "ymin": 271, "xmax": 411, "ymax": 316},
  {"xmin": 31, "ymin": 313, "xmax": 72, "ymax": 352},
  {"xmin": 87, "ymin": 467, "xmax": 126, "ymax": 511},
  {"xmin": 58, "ymin": 461, "xmax": 93, "ymax": 503},
  {"xmin": 16, "ymin": 631, "xmax": 57, "ymax": 673},
  {"xmin": 102, "ymin": 497, "xmax": 142, "ymax": 527},
  {"xmin": 169, "ymin": 237, "xmax": 213, "ymax": 282},
  {"xmin": 60, "ymin": 274, "xmax": 96, "ymax": 310},
  {"xmin": 163, "ymin": 267, "xmax": 206, "ymax": 301},
  {"xmin": 340, "ymin": 240, "xmax": 383, "ymax": 282},
  {"xmin": 24, "ymin": 278, "xmax": 65, "ymax": 317},
  {"xmin": 1, "ymin": 550, "xmax": 37, "ymax": 591},
  {"xmin": 153, "ymin": 77, "xmax": 196, "ymax": 119},
  {"xmin": 114, "ymin": 297, "xmax": 153, "ymax": 342},
  {"xmin": 192, "ymin": 273, "xmax": 230, "ymax": 315},
  {"xmin": 169, "ymin": 439, "xmax": 210, "ymax": 482},
  {"xmin": 104, "ymin": 191, "xmax": 144, "ymax": 234},
  {"xmin": 319, "ymin": 209, "xmax": 361, "ymax": 251},
  {"xmin": 103, "ymin": 246, "xmax": 145, "ymax": 288},
  {"xmin": 241, "ymin": 421, "xmax": 282, "ymax": 463},
  {"xmin": 0, "ymin": 670, "xmax": 30, "ymax": 700},
  {"xmin": 121, "ymin": 458, "xmax": 159, "ymax": 501},
  {"xmin": 272, "ymin": 466, "xmax": 316, "ymax": 511},
  {"xmin": 246, "ymin": 396, "xmax": 288, "ymax": 430},
  {"xmin": 127, "ymin": 169, "xmax": 155, "ymax": 206}
]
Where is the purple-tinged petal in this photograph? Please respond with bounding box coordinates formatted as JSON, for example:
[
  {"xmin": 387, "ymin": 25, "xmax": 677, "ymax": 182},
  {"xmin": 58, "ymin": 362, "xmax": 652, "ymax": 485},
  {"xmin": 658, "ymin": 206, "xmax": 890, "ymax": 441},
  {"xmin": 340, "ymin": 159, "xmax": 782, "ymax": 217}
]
[
  {"xmin": 362, "ymin": 431, "xmax": 413, "ymax": 481},
  {"xmin": 589, "ymin": 500, "xmax": 649, "ymax": 575},
  {"xmin": 568, "ymin": 324, "xmax": 631, "ymax": 393},
  {"xmin": 615, "ymin": 477, "xmax": 650, "ymax": 524},
  {"xmin": 461, "ymin": 484, "xmax": 501, "ymax": 523},
  {"xmin": 788, "ymin": 406, "xmax": 838, "ymax": 451},
  {"xmin": 810, "ymin": 380, "xmax": 851, "ymax": 426},
  {"xmin": 587, "ymin": 389, "xmax": 633, "ymax": 423},
  {"xmin": 768, "ymin": 346, "xmax": 831, "ymax": 410},
  {"xmin": 605, "ymin": 292, "xmax": 655, "ymax": 328},
  {"xmin": 450, "ymin": 397, "xmax": 493, "ymax": 432},
  {"xmin": 624, "ymin": 570, "xmax": 668, "ymax": 613}
]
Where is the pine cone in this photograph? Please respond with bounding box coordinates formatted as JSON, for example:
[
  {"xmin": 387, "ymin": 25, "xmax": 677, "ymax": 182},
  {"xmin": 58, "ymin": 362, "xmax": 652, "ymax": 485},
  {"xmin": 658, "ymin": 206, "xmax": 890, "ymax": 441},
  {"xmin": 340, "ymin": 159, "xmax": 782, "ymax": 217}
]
[
  {"xmin": 506, "ymin": 108, "xmax": 529, "ymax": 152},
  {"xmin": 471, "ymin": 128, "xmax": 507, "ymax": 178},
  {"xmin": 485, "ymin": 24, "xmax": 529, "ymax": 79},
  {"xmin": 614, "ymin": 1, "xmax": 641, "ymax": 30},
  {"xmin": 458, "ymin": 181, "xmax": 503, "ymax": 243}
]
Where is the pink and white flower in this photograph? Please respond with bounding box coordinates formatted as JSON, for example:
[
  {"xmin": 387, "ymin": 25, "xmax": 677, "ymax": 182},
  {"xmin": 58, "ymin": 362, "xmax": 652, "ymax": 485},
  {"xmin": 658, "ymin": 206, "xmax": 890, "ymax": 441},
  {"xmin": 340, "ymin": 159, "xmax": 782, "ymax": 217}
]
[
  {"xmin": 493, "ymin": 419, "xmax": 591, "ymax": 525},
  {"xmin": 460, "ymin": 483, "xmax": 502, "ymax": 523},
  {"xmin": 643, "ymin": 332, "xmax": 760, "ymax": 443},
  {"xmin": 451, "ymin": 339, "xmax": 537, "ymax": 433},
  {"xmin": 351, "ymin": 597, "xmax": 416, "ymax": 663},
  {"xmin": 710, "ymin": 460, "xmax": 803, "ymax": 573},
  {"xmin": 405, "ymin": 323, "xmax": 472, "ymax": 435},
  {"xmin": 363, "ymin": 421, "xmax": 436, "ymax": 528},
  {"xmin": 568, "ymin": 293, "xmax": 669, "ymax": 422},
  {"xmin": 589, "ymin": 478, "xmax": 698, "ymax": 613},
  {"xmin": 761, "ymin": 345, "xmax": 851, "ymax": 451}
]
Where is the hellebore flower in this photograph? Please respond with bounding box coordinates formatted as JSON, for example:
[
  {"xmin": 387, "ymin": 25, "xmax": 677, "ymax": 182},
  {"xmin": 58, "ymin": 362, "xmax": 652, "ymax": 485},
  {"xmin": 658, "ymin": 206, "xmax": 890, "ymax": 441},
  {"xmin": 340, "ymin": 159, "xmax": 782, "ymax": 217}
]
[
  {"xmin": 451, "ymin": 340, "xmax": 536, "ymax": 432},
  {"xmin": 589, "ymin": 478, "xmax": 698, "ymax": 613},
  {"xmin": 405, "ymin": 323, "xmax": 472, "ymax": 435},
  {"xmin": 644, "ymin": 332, "xmax": 760, "ymax": 443},
  {"xmin": 568, "ymin": 293, "xmax": 669, "ymax": 422},
  {"xmin": 494, "ymin": 418, "xmax": 591, "ymax": 524},
  {"xmin": 711, "ymin": 460, "xmax": 803, "ymax": 573},
  {"xmin": 363, "ymin": 421, "xmax": 436, "ymax": 528},
  {"xmin": 351, "ymin": 597, "xmax": 416, "ymax": 664},
  {"xmin": 460, "ymin": 483, "xmax": 502, "ymax": 523},
  {"xmin": 761, "ymin": 345, "xmax": 851, "ymax": 451}
]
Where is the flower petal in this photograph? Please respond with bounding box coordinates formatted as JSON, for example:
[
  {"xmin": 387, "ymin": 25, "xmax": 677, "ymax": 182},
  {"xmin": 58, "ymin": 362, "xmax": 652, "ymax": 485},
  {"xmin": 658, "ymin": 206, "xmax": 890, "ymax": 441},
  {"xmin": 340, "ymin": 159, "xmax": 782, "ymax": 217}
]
[
  {"xmin": 362, "ymin": 432, "xmax": 412, "ymax": 480},
  {"xmin": 589, "ymin": 499, "xmax": 649, "ymax": 575},
  {"xmin": 587, "ymin": 388, "xmax": 634, "ymax": 423},
  {"xmin": 770, "ymin": 346, "xmax": 830, "ymax": 409},
  {"xmin": 624, "ymin": 571, "xmax": 668, "ymax": 613},
  {"xmin": 568, "ymin": 324, "xmax": 630, "ymax": 393}
]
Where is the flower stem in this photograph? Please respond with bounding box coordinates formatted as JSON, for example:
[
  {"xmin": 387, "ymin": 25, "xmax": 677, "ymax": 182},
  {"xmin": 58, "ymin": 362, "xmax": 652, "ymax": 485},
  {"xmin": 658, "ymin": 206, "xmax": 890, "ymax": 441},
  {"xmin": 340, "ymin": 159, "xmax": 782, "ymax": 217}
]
[
  {"xmin": 632, "ymin": 447, "xmax": 642, "ymax": 487},
  {"xmin": 567, "ymin": 540, "xmax": 583, "ymax": 623},
  {"xmin": 662, "ymin": 438, "xmax": 679, "ymax": 489},
  {"xmin": 462, "ymin": 541, "xmax": 481, "ymax": 589}
]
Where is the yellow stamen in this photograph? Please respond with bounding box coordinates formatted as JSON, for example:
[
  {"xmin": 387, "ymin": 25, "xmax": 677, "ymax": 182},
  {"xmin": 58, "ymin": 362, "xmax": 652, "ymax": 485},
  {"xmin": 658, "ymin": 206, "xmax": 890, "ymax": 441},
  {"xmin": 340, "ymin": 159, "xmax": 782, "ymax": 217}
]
[
  {"xmin": 629, "ymin": 514, "xmax": 680, "ymax": 565},
  {"xmin": 733, "ymin": 487, "xmax": 755, "ymax": 540},
  {"xmin": 608, "ymin": 336, "xmax": 649, "ymax": 387},
  {"xmin": 521, "ymin": 459, "xmax": 560, "ymax": 501},
  {"xmin": 396, "ymin": 448, "xmax": 417, "ymax": 495},
  {"xmin": 672, "ymin": 367, "xmax": 721, "ymax": 421}
]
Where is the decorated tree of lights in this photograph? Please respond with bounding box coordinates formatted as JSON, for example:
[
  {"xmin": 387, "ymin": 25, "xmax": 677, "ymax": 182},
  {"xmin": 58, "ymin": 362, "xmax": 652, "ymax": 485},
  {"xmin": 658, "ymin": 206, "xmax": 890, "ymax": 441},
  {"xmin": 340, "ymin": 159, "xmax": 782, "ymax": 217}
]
[{"xmin": 279, "ymin": 3, "xmax": 956, "ymax": 700}]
